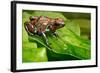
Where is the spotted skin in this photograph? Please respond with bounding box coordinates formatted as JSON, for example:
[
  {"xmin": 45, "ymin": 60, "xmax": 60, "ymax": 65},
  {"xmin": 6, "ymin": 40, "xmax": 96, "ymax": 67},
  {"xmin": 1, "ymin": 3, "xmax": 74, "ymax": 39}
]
[{"xmin": 24, "ymin": 16, "xmax": 65, "ymax": 45}]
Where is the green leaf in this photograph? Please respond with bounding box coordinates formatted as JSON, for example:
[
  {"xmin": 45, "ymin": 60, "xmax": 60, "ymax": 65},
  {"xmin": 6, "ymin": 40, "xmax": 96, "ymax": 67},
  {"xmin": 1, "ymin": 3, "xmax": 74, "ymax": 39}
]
[
  {"xmin": 22, "ymin": 11, "xmax": 48, "ymax": 63},
  {"xmin": 29, "ymin": 27, "xmax": 90, "ymax": 59},
  {"xmin": 22, "ymin": 42, "xmax": 48, "ymax": 62},
  {"xmin": 65, "ymin": 21, "xmax": 80, "ymax": 36},
  {"xmin": 57, "ymin": 26, "xmax": 90, "ymax": 49},
  {"xmin": 72, "ymin": 19, "xmax": 91, "ymax": 39},
  {"xmin": 48, "ymin": 26, "xmax": 90, "ymax": 59},
  {"xmin": 22, "ymin": 10, "xmax": 91, "ymax": 62},
  {"xmin": 47, "ymin": 48, "xmax": 80, "ymax": 61}
]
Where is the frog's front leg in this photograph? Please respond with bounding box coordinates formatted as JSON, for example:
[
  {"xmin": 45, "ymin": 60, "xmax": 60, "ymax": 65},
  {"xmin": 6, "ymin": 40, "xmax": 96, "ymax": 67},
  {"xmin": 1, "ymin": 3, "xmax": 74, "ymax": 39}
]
[
  {"xmin": 52, "ymin": 31, "xmax": 59, "ymax": 38},
  {"xmin": 41, "ymin": 32, "xmax": 49, "ymax": 45}
]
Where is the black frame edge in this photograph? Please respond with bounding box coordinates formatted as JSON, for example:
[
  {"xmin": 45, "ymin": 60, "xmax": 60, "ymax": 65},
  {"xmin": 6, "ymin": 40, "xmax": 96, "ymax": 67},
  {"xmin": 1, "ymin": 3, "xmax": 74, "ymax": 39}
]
[
  {"xmin": 96, "ymin": 6, "xmax": 98, "ymax": 67},
  {"xmin": 11, "ymin": 1, "xmax": 98, "ymax": 72},
  {"xmin": 11, "ymin": 1, "xmax": 97, "ymax": 8},
  {"xmin": 11, "ymin": 1, "xmax": 16, "ymax": 72},
  {"xmin": 15, "ymin": 65, "xmax": 97, "ymax": 72}
]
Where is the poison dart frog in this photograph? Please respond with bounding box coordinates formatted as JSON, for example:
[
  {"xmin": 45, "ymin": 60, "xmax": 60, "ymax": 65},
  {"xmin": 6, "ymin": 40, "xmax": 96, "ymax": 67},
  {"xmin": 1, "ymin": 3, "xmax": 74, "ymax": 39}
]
[{"xmin": 24, "ymin": 16, "xmax": 65, "ymax": 45}]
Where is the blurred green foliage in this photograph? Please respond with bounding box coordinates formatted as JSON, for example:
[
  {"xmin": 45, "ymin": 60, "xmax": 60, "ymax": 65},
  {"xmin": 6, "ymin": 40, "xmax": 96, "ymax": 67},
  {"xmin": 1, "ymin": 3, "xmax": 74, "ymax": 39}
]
[{"xmin": 22, "ymin": 10, "xmax": 91, "ymax": 63}]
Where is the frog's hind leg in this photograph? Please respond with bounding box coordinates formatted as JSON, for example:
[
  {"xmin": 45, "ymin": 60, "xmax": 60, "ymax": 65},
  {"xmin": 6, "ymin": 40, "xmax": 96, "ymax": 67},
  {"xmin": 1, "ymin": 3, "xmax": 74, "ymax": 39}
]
[
  {"xmin": 25, "ymin": 26, "xmax": 34, "ymax": 36},
  {"xmin": 24, "ymin": 23, "xmax": 34, "ymax": 36}
]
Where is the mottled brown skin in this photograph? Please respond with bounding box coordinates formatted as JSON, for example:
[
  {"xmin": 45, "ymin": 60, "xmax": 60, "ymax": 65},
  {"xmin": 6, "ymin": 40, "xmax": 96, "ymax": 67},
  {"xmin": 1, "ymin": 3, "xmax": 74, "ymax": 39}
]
[
  {"xmin": 24, "ymin": 16, "xmax": 65, "ymax": 45},
  {"xmin": 49, "ymin": 18, "xmax": 65, "ymax": 32},
  {"xmin": 35, "ymin": 16, "xmax": 51, "ymax": 33}
]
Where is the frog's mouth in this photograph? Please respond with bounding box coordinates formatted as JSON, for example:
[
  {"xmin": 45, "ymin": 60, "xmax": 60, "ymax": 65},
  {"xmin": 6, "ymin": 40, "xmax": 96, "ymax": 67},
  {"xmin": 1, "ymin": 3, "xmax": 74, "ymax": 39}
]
[
  {"xmin": 60, "ymin": 22, "xmax": 65, "ymax": 27},
  {"xmin": 56, "ymin": 22, "xmax": 65, "ymax": 28}
]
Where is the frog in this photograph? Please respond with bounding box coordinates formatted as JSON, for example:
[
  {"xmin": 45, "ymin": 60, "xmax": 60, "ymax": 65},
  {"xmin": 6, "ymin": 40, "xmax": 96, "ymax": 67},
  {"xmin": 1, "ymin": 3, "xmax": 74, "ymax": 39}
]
[{"xmin": 24, "ymin": 16, "xmax": 65, "ymax": 45}]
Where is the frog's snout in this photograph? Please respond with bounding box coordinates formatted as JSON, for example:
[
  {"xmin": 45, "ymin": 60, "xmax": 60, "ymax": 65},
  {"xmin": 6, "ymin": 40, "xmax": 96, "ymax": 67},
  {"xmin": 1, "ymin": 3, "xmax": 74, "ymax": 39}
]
[{"xmin": 60, "ymin": 22, "xmax": 65, "ymax": 27}]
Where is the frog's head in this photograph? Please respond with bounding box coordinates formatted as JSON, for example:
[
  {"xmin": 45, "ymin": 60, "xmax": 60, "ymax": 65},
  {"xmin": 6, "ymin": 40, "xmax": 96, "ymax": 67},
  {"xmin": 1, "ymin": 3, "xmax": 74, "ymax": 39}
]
[{"xmin": 55, "ymin": 18, "xmax": 65, "ymax": 29}]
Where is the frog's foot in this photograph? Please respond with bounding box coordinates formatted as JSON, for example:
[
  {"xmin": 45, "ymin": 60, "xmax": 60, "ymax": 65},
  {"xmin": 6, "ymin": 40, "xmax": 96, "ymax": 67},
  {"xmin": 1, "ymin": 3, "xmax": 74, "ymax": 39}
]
[
  {"xmin": 24, "ymin": 25, "xmax": 34, "ymax": 36},
  {"xmin": 28, "ymin": 32, "xmax": 34, "ymax": 36},
  {"xmin": 52, "ymin": 32, "xmax": 59, "ymax": 38}
]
